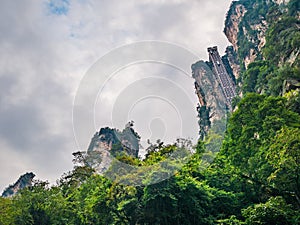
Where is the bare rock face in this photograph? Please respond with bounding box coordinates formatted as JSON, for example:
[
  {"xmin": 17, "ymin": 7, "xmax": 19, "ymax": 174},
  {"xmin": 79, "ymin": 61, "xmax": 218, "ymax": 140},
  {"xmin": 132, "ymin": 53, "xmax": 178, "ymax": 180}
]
[
  {"xmin": 286, "ymin": 49, "xmax": 300, "ymax": 65},
  {"xmin": 225, "ymin": 46, "xmax": 240, "ymax": 80},
  {"xmin": 2, "ymin": 172, "xmax": 35, "ymax": 197},
  {"xmin": 244, "ymin": 20, "xmax": 268, "ymax": 69},
  {"xmin": 86, "ymin": 123, "xmax": 140, "ymax": 173},
  {"xmin": 224, "ymin": 0, "xmax": 292, "ymax": 70},
  {"xmin": 224, "ymin": 1, "xmax": 264, "ymax": 68},
  {"xmin": 224, "ymin": 2, "xmax": 246, "ymax": 52},
  {"xmin": 192, "ymin": 61, "xmax": 227, "ymax": 139},
  {"xmin": 244, "ymin": 48, "xmax": 258, "ymax": 69},
  {"xmin": 251, "ymin": 20, "xmax": 268, "ymax": 51},
  {"xmin": 87, "ymin": 128, "xmax": 117, "ymax": 153},
  {"xmin": 88, "ymin": 124, "xmax": 139, "ymax": 156},
  {"xmin": 224, "ymin": 1, "xmax": 268, "ymax": 69}
]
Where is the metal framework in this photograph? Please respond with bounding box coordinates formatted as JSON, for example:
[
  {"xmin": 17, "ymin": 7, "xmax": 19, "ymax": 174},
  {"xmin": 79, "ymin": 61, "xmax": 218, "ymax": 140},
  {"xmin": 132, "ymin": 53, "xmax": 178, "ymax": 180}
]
[{"xmin": 207, "ymin": 46, "xmax": 236, "ymax": 104}]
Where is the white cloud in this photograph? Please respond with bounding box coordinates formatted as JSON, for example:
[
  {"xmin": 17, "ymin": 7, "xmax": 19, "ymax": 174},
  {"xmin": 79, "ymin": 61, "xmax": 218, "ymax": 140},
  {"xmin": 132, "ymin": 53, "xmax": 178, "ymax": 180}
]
[{"xmin": 0, "ymin": 0, "xmax": 231, "ymax": 191}]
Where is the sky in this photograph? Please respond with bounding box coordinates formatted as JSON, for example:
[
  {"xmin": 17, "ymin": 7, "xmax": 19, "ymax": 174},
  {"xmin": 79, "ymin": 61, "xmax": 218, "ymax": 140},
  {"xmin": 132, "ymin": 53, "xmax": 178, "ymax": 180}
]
[{"xmin": 0, "ymin": 0, "xmax": 232, "ymax": 191}]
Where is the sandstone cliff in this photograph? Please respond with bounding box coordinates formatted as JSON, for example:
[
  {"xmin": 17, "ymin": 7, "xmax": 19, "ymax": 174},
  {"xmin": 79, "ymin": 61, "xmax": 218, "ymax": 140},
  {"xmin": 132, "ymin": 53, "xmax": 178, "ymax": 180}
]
[
  {"xmin": 85, "ymin": 123, "xmax": 140, "ymax": 173},
  {"xmin": 224, "ymin": 2, "xmax": 246, "ymax": 52},
  {"xmin": 222, "ymin": 0, "xmax": 300, "ymax": 98},
  {"xmin": 224, "ymin": 0, "xmax": 291, "ymax": 70},
  {"xmin": 192, "ymin": 0, "xmax": 299, "ymax": 138},
  {"xmin": 191, "ymin": 60, "xmax": 227, "ymax": 139},
  {"xmin": 2, "ymin": 172, "xmax": 35, "ymax": 197}
]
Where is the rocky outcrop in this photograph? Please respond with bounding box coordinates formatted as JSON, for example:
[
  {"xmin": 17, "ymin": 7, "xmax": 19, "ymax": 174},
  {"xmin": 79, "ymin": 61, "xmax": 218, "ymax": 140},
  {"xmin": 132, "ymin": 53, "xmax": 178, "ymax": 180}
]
[
  {"xmin": 86, "ymin": 123, "xmax": 140, "ymax": 173},
  {"xmin": 2, "ymin": 172, "xmax": 35, "ymax": 197},
  {"xmin": 224, "ymin": 2, "xmax": 246, "ymax": 52},
  {"xmin": 192, "ymin": 61, "xmax": 227, "ymax": 139},
  {"xmin": 283, "ymin": 79, "xmax": 300, "ymax": 94},
  {"xmin": 223, "ymin": 1, "xmax": 271, "ymax": 69},
  {"xmin": 224, "ymin": 46, "xmax": 240, "ymax": 79},
  {"xmin": 221, "ymin": 0, "xmax": 299, "ymax": 97},
  {"xmin": 88, "ymin": 127, "xmax": 117, "ymax": 153},
  {"xmin": 224, "ymin": 0, "xmax": 292, "ymax": 70},
  {"xmin": 286, "ymin": 49, "xmax": 300, "ymax": 65},
  {"xmin": 251, "ymin": 21, "xmax": 268, "ymax": 51},
  {"xmin": 244, "ymin": 48, "xmax": 258, "ymax": 69},
  {"xmin": 88, "ymin": 123, "xmax": 139, "ymax": 157}
]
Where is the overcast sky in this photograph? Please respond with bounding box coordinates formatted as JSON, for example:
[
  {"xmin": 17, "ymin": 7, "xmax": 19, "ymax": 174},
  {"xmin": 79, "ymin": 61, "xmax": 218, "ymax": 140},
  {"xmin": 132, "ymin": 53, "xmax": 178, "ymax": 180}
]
[{"xmin": 0, "ymin": 0, "xmax": 232, "ymax": 191}]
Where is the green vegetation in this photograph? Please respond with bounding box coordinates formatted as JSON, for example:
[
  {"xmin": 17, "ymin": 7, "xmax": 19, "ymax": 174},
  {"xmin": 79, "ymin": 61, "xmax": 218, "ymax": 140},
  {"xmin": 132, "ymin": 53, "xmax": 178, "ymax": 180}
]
[
  {"xmin": 235, "ymin": 0, "xmax": 300, "ymax": 96},
  {"xmin": 1, "ymin": 92, "xmax": 299, "ymax": 224},
  {"xmin": 1, "ymin": 1, "xmax": 299, "ymax": 224}
]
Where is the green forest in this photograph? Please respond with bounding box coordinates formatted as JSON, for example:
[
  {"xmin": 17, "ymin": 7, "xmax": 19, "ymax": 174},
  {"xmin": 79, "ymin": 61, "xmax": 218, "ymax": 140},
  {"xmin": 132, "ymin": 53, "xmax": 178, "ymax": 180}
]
[{"xmin": 1, "ymin": 0, "xmax": 300, "ymax": 224}]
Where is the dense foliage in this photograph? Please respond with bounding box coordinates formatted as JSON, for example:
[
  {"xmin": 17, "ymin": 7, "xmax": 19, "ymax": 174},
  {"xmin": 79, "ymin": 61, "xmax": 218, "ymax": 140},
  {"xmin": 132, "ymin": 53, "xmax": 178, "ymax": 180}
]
[
  {"xmin": 1, "ymin": 92, "xmax": 299, "ymax": 224},
  {"xmin": 1, "ymin": 1, "xmax": 299, "ymax": 224}
]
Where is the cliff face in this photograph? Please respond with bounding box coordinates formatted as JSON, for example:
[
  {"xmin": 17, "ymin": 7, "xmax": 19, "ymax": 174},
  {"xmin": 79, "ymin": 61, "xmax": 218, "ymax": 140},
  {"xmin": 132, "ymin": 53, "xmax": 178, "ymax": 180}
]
[
  {"xmin": 223, "ymin": 0, "xmax": 299, "ymax": 96},
  {"xmin": 88, "ymin": 124, "xmax": 139, "ymax": 156},
  {"xmin": 224, "ymin": 1, "xmax": 262, "ymax": 69},
  {"xmin": 191, "ymin": 60, "xmax": 228, "ymax": 139},
  {"xmin": 224, "ymin": 2, "xmax": 246, "ymax": 52},
  {"xmin": 224, "ymin": 0, "xmax": 292, "ymax": 70},
  {"xmin": 2, "ymin": 172, "xmax": 35, "ymax": 197},
  {"xmin": 223, "ymin": 46, "xmax": 240, "ymax": 79},
  {"xmin": 86, "ymin": 123, "xmax": 140, "ymax": 173},
  {"xmin": 193, "ymin": 0, "xmax": 299, "ymax": 136}
]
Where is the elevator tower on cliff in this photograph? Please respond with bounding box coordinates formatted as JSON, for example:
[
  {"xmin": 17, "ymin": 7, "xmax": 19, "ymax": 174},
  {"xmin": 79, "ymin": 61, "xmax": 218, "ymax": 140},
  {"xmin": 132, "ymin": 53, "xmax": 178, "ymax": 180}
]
[{"xmin": 207, "ymin": 46, "xmax": 236, "ymax": 105}]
